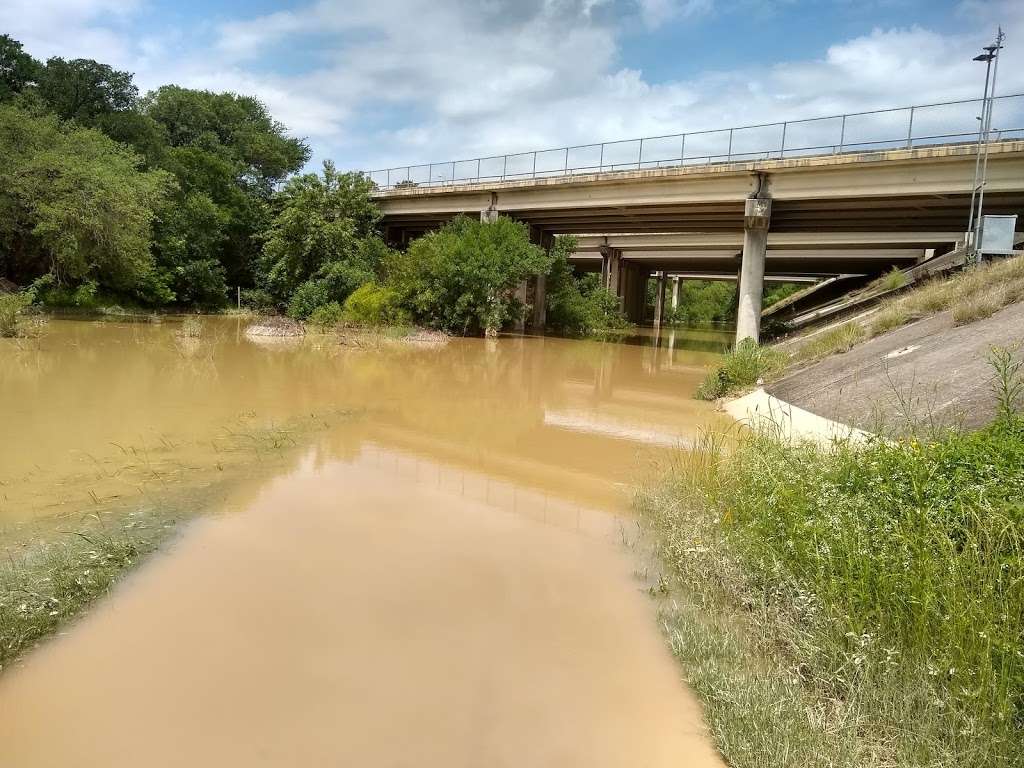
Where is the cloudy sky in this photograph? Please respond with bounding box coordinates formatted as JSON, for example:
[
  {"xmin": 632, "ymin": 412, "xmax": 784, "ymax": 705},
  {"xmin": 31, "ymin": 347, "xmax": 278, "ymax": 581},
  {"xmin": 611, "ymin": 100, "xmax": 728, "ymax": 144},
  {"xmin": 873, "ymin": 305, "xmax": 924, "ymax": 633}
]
[{"xmin": 3, "ymin": 0, "xmax": 1023, "ymax": 176}]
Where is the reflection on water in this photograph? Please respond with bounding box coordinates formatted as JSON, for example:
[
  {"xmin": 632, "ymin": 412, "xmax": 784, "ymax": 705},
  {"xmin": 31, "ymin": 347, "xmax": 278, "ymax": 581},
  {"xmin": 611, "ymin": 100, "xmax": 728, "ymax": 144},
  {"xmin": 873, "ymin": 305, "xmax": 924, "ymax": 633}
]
[
  {"xmin": 0, "ymin": 318, "xmax": 727, "ymax": 767},
  {"xmin": 0, "ymin": 318, "xmax": 727, "ymax": 523}
]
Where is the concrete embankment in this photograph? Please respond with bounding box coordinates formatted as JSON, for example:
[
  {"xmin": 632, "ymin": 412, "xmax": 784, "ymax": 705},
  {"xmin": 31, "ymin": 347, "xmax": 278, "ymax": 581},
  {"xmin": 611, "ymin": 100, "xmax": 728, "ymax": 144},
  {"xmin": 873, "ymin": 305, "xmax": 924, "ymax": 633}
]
[{"xmin": 769, "ymin": 300, "xmax": 1024, "ymax": 433}]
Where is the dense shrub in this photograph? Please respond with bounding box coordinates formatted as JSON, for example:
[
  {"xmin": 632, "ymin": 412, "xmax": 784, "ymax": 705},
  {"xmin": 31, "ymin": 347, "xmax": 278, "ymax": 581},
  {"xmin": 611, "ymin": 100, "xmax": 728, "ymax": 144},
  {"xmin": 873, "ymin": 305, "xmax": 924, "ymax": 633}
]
[
  {"xmin": 387, "ymin": 215, "xmax": 550, "ymax": 335},
  {"xmin": 545, "ymin": 244, "xmax": 631, "ymax": 336},
  {"xmin": 286, "ymin": 279, "xmax": 332, "ymax": 320},
  {"xmin": 343, "ymin": 282, "xmax": 410, "ymax": 327},
  {"xmin": 260, "ymin": 162, "xmax": 384, "ymax": 310},
  {"xmin": 307, "ymin": 302, "xmax": 345, "ymax": 329}
]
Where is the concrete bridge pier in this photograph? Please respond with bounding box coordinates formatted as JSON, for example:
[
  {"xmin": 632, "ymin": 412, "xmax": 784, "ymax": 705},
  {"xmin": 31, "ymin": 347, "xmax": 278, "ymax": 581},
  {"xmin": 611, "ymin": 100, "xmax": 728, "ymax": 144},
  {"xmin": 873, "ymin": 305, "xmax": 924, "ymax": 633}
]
[
  {"xmin": 736, "ymin": 196, "xmax": 772, "ymax": 344},
  {"xmin": 670, "ymin": 276, "xmax": 681, "ymax": 312},
  {"xmin": 620, "ymin": 264, "xmax": 647, "ymax": 323},
  {"xmin": 653, "ymin": 271, "xmax": 667, "ymax": 328}
]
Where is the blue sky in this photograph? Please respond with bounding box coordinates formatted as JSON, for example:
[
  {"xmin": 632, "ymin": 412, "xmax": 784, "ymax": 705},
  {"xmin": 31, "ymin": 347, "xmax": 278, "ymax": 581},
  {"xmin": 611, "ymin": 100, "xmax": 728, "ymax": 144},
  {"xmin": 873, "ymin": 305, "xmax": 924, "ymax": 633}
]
[{"xmin": 2, "ymin": 0, "xmax": 1021, "ymax": 173}]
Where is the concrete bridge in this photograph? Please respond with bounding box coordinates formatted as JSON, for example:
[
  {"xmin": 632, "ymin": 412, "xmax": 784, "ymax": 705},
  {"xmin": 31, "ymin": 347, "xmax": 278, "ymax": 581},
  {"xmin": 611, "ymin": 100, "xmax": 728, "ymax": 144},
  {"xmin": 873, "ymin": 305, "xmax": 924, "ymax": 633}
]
[{"xmin": 372, "ymin": 97, "xmax": 1024, "ymax": 342}]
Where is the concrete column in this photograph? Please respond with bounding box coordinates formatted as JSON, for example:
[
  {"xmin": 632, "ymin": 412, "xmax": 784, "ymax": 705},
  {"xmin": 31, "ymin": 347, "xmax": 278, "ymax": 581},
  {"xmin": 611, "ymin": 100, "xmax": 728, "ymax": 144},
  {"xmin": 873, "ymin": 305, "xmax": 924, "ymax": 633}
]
[
  {"xmin": 513, "ymin": 280, "xmax": 529, "ymax": 334},
  {"xmin": 653, "ymin": 271, "xmax": 667, "ymax": 328},
  {"xmin": 531, "ymin": 274, "xmax": 547, "ymax": 330},
  {"xmin": 527, "ymin": 225, "xmax": 553, "ymax": 332},
  {"xmin": 670, "ymin": 276, "xmax": 681, "ymax": 311},
  {"xmin": 481, "ymin": 191, "xmax": 499, "ymax": 223},
  {"xmin": 736, "ymin": 196, "xmax": 772, "ymax": 344},
  {"xmin": 602, "ymin": 247, "xmax": 622, "ymax": 301}
]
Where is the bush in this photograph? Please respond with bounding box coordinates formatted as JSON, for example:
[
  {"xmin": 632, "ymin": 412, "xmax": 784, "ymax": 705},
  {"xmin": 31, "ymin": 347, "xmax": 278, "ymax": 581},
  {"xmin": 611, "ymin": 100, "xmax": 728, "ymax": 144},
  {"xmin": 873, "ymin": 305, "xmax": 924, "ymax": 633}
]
[
  {"xmin": 388, "ymin": 215, "xmax": 550, "ymax": 335},
  {"xmin": 286, "ymin": 279, "xmax": 333, "ymax": 320},
  {"xmin": 0, "ymin": 292, "xmax": 32, "ymax": 337},
  {"xmin": 239, "ymin": 288, "xmax": 276, "ymax": 312},
  {"xmin": 342, "ymin": 282, "xmax": 410, "ymax": 327},
  {"xmin": 697, "ymin": 338, "xmax": 786, "ymax": 399},
  {"xmin": 545, "ymin": 245, "xmax": 631, "ymax": 336},
  {"xmin": 307, "ymin": 302, "xmax": 345, "ymax": 329}
]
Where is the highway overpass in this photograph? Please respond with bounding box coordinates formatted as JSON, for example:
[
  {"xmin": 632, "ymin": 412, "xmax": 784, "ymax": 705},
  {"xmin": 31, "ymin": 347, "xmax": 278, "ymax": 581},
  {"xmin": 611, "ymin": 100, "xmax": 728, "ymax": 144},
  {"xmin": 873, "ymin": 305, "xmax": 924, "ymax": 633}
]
[{"xmin": 371, "ymin": 96, "xmax": 1024, "ymax": 341}]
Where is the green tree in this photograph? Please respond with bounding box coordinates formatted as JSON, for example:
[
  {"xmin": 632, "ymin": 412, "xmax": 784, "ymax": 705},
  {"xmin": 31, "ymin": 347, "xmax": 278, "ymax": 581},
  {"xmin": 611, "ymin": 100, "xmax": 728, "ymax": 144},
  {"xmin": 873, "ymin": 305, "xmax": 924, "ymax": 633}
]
[
  {"xmin": 39, "ymin": 57, "xmax": 138, "ymax": 123},
  {"xmin": 545, "ymin": 236, "xmax": 630, "ymax": 335},
  {"xmin": 152, "ymin": 191, "xmax": 230, "ymax": 306},
  {"xmin": 0, "ymin": 105, "xmax": 172, "ymax": 295},
  {"xmin": 388, "ymin": 215, "xmax": 551, "ymax": 335},
  {"xmin": 261, "ymin": 162, "xmax": 386, "ymax": 318},
  {"xmin": 0, "ymin": 35, "xmax": 41, "ymax": 102},
  {"xmin": 142, "ymin": 86, "xmax": 310, "ymax": 288}
]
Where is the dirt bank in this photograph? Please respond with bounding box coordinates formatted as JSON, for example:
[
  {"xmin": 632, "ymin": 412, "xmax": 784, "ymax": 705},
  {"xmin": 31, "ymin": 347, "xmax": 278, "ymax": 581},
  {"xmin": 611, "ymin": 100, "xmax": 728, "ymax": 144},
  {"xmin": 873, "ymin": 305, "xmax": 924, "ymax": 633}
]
[{"xmin": 769, "ymin": 300, "xmax": 1024, "ymax": 433}]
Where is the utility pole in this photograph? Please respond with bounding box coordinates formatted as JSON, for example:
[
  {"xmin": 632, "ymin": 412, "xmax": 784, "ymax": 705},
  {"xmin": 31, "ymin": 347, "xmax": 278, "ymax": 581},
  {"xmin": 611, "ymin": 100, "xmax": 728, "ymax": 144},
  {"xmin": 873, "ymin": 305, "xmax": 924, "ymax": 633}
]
[{"xmin": 966, "ymin": 27, "xmax": 1005, "ymax": 263}]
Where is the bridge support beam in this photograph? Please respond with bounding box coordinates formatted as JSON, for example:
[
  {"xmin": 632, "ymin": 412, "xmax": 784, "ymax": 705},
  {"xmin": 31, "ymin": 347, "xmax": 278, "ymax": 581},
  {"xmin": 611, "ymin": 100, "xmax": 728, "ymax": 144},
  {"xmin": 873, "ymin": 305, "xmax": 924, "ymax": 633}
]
[
  {"xmin": 736, "ymin": 196, "xmax": 772, "ymax": 344},
  {"xmin": 653, "ymin": 271, "xmax": 667, "ymax": 327}
]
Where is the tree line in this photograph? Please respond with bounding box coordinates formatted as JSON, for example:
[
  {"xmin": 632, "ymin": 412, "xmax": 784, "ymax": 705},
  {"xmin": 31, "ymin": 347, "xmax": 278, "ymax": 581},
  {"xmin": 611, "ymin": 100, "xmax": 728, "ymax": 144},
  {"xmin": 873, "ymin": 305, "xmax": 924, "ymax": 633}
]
[{"xmin": 0, "ymin": 33, "xmax": 629, "ymax": 335}]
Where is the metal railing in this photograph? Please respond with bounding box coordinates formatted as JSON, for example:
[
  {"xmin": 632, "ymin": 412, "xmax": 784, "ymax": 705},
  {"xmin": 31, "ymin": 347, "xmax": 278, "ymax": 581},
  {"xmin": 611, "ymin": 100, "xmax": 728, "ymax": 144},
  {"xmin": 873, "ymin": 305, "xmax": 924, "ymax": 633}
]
[{"xmin": 367, "ymin": 94, "xmax": 1024, "ymax": 191}]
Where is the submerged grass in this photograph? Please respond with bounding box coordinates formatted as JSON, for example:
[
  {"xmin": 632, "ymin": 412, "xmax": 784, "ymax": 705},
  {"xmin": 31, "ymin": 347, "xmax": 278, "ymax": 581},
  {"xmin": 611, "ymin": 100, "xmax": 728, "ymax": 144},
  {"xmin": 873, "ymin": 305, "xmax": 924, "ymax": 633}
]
[
  {"xmin": 0, "ymin": 519, "xmax": 167, "ymax": 670},
  {"xmin": 0, "ymin": 408, "xmax": 356, "ymax": 671},
  {"xmin": 640, "ymin": 356, "xmax": 1024, "ymax": 767}
]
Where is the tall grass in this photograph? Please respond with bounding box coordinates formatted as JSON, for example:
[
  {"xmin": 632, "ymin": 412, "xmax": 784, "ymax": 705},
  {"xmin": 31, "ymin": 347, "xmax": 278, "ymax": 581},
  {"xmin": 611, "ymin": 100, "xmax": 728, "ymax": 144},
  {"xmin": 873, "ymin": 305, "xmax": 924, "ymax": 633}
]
[
  {"xmin": 697, "ymin": 339, "xmax": 787, "ymax": 400},
  {"xmin": 870, "ymin": 256, "xmax": 1024, "ymax": 336},
  {"xmin": 0, "ymin": 292, "xmax": 32, "ymax": 338},
  {"xmin": 640, "ymin": 356, "xmax": 1024, "ymax": 767}
]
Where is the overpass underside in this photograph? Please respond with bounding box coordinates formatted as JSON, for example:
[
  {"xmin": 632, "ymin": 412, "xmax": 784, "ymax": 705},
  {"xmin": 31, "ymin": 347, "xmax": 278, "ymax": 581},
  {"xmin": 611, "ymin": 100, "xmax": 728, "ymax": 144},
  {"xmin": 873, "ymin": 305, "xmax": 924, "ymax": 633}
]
[{"xmin": 376, "ymin": 142, "xmax": 1024, "ymax": 341}]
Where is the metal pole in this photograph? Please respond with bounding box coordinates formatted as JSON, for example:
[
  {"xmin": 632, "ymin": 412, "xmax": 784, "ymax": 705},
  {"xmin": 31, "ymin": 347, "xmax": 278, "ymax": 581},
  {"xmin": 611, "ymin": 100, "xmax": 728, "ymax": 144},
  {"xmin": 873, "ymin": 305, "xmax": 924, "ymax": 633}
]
[
  {"xmin": 451, "ymin": 161, "xmax": 456, "ymax": 185},
  {"xmin": 967, "ymin": 89, "xmax": 990, "ymax": 252},
  {"xmin": 637, "ymin": 138, "xmax": 644, "ymax": 169},
  {"xmin": 386, "ymin": 168, "xmax": 391, "ymax": 188},
  {"xmin": 974, "ymin": 29, "xmax": 1005, "ymax": 258},
  {"xmin": 727, "ymin": 128, "xmax": 733, "ymax": 161},
  {"xmin": 564, "ymin": 147, "xmax": 569, "ymax": 175},
  {"xmin": 476, "ymin": 158, "xmax": 481, "ymax": 182},
  {"xmin": 599, "ymin": 143, "xmax": 604, "ymax": 172},
  {"xmin": 532, "ymin": 152, "xmax": 537, "ymax": 178},
  {"xmin": 838, "ymin": 114, "xmax": 846, "ymax": 153},
  {"xmin": 680, "ymin": 134, "xmax": 685, "ymax": 165},
  {"xmin": 428, "ymin": 163, "xmax": 433, "ymax": 186},
  {"xmin": 906, "ymin": 107, "xmax": 915, "ymax": 149},
  {"xmin": 502, "ymin": 155, "xmax": 507, "ymax": 181},
  {"xmin": 779, "ymin": 122, "xmax": 787, "ymax": 159}
]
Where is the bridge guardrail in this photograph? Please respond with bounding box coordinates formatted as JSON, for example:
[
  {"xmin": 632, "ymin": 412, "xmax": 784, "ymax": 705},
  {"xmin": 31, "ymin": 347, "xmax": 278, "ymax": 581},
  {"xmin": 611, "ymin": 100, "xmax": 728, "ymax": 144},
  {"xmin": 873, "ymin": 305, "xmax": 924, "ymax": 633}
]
[{"xmin": 366, "ymin": 94, "xmax": 1024, "ymax": 191}]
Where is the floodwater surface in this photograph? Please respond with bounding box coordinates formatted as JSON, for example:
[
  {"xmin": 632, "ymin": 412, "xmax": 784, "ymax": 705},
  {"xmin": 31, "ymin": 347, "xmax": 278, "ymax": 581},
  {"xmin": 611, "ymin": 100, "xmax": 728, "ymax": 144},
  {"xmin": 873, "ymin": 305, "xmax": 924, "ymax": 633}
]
[{"xmin": 0, "ymin": 317, "xmax": 730, "ymax": 767}]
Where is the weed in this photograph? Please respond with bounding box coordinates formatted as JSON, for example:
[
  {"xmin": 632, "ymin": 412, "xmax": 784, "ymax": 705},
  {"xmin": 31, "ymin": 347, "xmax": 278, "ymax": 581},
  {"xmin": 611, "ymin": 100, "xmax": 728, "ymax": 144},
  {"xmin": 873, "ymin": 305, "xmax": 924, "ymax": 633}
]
[
  {"xmin": 0, "ymin": 292, "xmax": 32, "ymax": 338},
  {"xmin": 871, "ymin": 266, "xmax": 908, "ymax": 293},
  {"xmin": 952, "ymin": 288, "xmax": 1005, "ymax": 325},
  {"xmin": 790, "ymin": 322, "xmax": 866, "ymax": 365},
  {"xmin": 697, "ymin": 339, "xmax": 786, "ymax": 400}
]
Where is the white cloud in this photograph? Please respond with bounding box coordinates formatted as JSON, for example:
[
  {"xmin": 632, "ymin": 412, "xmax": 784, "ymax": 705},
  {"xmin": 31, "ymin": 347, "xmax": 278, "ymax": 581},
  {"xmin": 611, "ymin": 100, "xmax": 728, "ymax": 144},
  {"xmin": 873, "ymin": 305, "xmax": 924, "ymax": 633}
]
[{"xmin": 5, "ymin": 0, "xmax": 1024, "ymax": 174}]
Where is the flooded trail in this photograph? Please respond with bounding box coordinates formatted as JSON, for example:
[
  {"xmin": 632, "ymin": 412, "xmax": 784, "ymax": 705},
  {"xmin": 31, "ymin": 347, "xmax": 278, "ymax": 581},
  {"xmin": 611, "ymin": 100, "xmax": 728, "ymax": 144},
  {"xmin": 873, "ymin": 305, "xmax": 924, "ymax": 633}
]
[{"xmin": 0, "ymin": 318, "xmax": 730, "ymax": 766}]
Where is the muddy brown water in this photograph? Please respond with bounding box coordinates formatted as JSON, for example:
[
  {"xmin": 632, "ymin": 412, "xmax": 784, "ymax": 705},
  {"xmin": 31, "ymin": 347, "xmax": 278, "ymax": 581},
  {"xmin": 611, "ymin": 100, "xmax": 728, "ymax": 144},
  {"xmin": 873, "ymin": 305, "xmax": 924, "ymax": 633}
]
[{"xmin": 0, "ymin": 317, "xmax": 729, "ymax": 767}]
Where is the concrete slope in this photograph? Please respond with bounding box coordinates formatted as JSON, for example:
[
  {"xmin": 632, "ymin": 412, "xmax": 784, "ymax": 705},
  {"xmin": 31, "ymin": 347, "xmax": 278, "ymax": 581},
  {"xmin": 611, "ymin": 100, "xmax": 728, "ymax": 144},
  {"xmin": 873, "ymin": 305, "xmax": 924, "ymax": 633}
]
[{"xmin": 768, "ymin": 301, "xmax": 1024, "ymax": 433}]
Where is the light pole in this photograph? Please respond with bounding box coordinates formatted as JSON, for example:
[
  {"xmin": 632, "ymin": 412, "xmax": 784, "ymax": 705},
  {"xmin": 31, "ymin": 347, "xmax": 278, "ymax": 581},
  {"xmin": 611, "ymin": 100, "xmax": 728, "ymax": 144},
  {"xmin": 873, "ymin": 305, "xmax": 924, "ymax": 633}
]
[{"xmin": 966, "ymin": 27, "xmax": 1005, "ymax": 263}]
